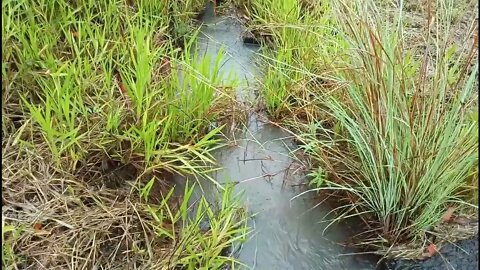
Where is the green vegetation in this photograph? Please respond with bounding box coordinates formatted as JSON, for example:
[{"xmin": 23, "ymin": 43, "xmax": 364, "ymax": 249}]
[
  {"xmin": 2, "ymin": 0, "xmax": 478, "ymax": 267},
  {"xmin": 239, "ymin": 0, "xmax": 478, "ymax": 259},
  {"xmin": 2, "ymin": 0, "xmax": 246, "ymax": 269},
  {"xmin": 239, "ymin": 0, "xmax": 342, "ymax": 120}
]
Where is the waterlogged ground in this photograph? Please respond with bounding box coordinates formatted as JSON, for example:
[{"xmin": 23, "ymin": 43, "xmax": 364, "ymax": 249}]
[{"xmin": 177, "ymin": 4, "xmax": 380, "ymax": 269}]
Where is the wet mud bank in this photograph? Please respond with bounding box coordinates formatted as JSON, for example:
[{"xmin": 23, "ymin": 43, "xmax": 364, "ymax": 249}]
[{"xmin": 384, "ymin": 236, "xmax": 478, "ymax": 270}]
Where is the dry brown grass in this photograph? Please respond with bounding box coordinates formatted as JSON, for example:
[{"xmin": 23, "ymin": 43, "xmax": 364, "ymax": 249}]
[
  {"xmin": 377, "ymin": 0, "xmax": 478, "ymax": 68},
  {"xmin": 2, "ymin": 134, "xmax": 182, "ymax": 269}
]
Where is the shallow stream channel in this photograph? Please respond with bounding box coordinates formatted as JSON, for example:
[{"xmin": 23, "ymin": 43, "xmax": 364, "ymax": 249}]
[{"xmin": 175, "ymin": 3, "xmax": 380, "ymax": 269}]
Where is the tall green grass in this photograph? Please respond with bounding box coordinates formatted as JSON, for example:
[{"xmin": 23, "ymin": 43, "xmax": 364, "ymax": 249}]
[
  {"xmin": 6, "ymin": 0, "xmax": 230, "ymax": 172},
  {"xmin": 298, "ymin": 0, "xmax": 478, "ymax": 249},
  {"xmin": 242, "ymin": 0, "xmax": 345, "ymax": 119},
  {"xmin": 240, "ymin": 0, "xmax": 478, "ymax": 254},
  {"xmin": 167, "ymin": 35, "xmax": 236, "ymax": 142}
]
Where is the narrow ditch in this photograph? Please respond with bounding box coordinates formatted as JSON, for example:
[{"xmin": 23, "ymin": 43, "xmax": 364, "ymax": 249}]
[{"xmin": 175, "ymin": 3, "xmax": 382, "ymax": 269}]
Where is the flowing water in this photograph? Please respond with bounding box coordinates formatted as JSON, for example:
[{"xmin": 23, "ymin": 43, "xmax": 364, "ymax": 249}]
[{"xmin": 177, "ymin": 4, "xmax": 380, "ymax": 269}]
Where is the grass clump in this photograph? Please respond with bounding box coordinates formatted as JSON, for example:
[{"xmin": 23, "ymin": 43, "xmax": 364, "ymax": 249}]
[
  {"xmin": 238, "ymin": 0, "xmax": 345, "ymax": 121},
  {"xmin": 240, "ymin": 0, "xmax": 478, "ymax": 259},
  {"xmin": 304, "ymin": 0, "xmax": 477, "ymax": 251},
  {"xmin": 2, "ymin": 0, "xmax": 247, "ymax": 268}
]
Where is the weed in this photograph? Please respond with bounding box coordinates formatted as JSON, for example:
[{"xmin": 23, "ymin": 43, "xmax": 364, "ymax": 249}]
[
  {"xmin": 2, "ymin": 0, "xmax": 246, "ymax": 268},
  {"xmin": 240, "ymin": 0, "xmax": 478, "ymax": 259},
  {"xmin": 2, "ymin": 223, "xmax": 25, "ymax": 269},
  {"xmin": 296, "ymin": 0, "xmax": 478, "ymax": 256}
]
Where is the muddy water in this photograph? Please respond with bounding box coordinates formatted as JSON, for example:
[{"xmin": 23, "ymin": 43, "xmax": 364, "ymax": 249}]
[{"xmin": 179, "ymin": 3, "xmax": 379, "ymax": 269}]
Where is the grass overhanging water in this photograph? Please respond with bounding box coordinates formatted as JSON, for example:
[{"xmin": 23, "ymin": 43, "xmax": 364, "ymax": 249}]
[
  {"xmin": 2, "ymin": 0, "xmax": 479, "ymax": 268},
  {"xmin": 238, "ymin": 0, "xmax": 478, "ymax": 260}
]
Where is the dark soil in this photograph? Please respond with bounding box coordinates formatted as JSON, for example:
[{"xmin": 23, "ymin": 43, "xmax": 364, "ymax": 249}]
[
  {"xmin": 384, "ymin": 236, "xmax": 479, "ymax": 270},
  {"xmin": 242, "ymin": 31, "xmax": 260, "ymax": 45}
]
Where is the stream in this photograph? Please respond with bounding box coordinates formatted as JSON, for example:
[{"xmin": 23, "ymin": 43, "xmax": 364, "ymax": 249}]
[{"xmin": 176, "ymin": 3, "xmax": 380, "ymax": 269}]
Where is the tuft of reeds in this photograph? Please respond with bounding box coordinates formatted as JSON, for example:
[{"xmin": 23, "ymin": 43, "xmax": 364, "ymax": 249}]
[
  {"xmin": 295, "ymin": 0, "xmax": 478, "ymax": 256},
  {"xmin": 239, "ymin": 0, "xmax": 345, "ymax": 121},
  {"xmin": 240, "ymin": 0, "xmax": 478, "ymax": 258}
]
